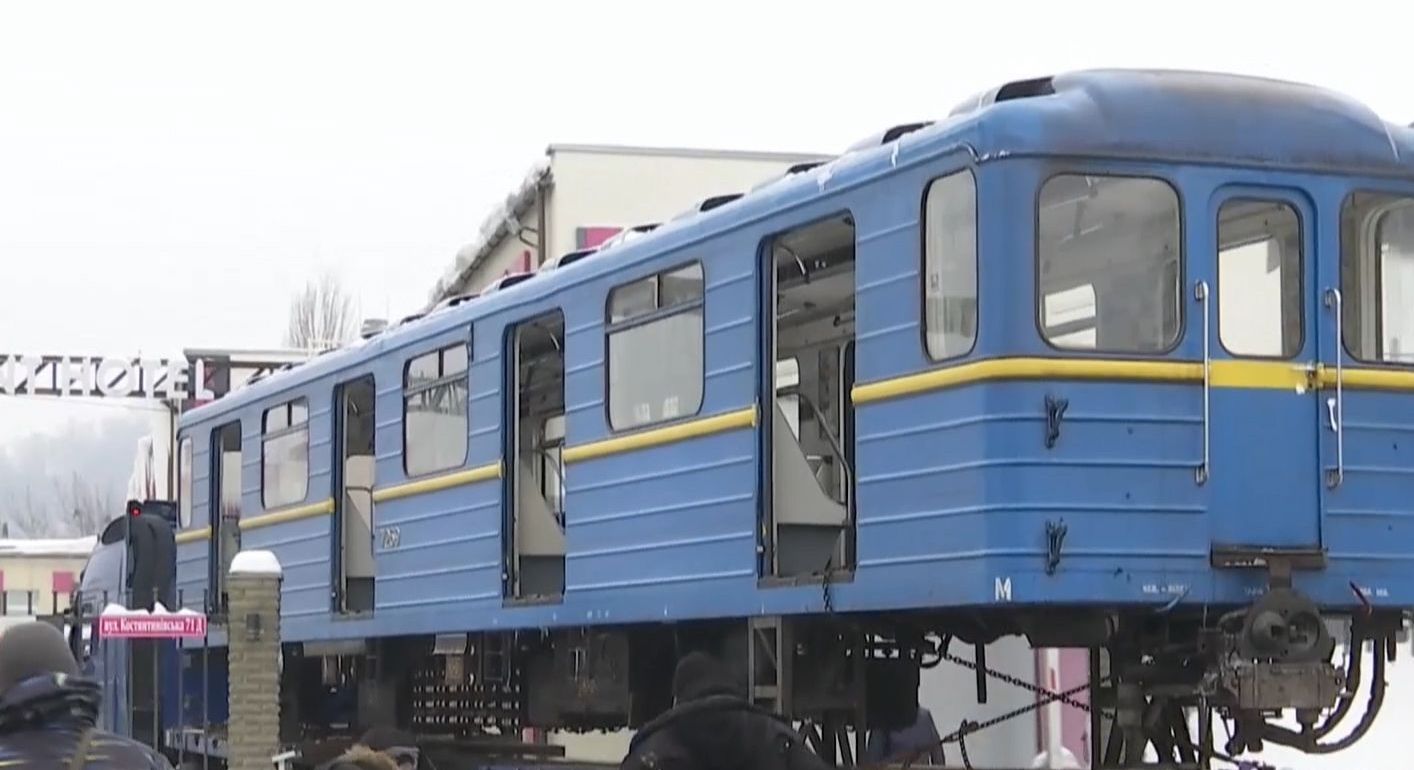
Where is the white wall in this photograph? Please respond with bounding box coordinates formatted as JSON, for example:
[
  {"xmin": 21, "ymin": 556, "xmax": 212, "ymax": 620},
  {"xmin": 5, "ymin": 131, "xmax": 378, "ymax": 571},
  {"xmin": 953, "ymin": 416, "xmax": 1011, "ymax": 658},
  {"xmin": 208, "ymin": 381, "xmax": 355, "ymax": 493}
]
[
  {"xmin": 544, "ymin": 146, "xmax": 821, "ymax": 258},
  {"xmin": 446, "ymin": 146, "xmax": 823, "ymax": 298}
]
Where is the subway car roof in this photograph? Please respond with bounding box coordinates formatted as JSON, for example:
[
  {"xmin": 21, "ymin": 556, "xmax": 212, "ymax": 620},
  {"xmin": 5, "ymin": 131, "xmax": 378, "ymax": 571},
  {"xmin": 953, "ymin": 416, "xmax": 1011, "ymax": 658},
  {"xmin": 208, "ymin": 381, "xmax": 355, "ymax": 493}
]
[
  {"xmin": 182, "ymin": 67, "xmax": 1414, "ymax": 427},
  {"xmin": 951, "ymin": 68, "xmax": 1414, "ymax": 171}
]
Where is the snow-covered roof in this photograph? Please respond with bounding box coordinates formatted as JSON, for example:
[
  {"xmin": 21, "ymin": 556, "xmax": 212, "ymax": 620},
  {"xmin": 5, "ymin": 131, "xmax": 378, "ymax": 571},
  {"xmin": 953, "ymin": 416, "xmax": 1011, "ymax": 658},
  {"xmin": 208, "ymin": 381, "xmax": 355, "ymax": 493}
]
[
  {"xmin": 427, "ymin": 157, "xmax": 553, "ymax": 308},
  {"xmin": 0, "ymin": 536, "xmax": 96, "ymax": 559}
]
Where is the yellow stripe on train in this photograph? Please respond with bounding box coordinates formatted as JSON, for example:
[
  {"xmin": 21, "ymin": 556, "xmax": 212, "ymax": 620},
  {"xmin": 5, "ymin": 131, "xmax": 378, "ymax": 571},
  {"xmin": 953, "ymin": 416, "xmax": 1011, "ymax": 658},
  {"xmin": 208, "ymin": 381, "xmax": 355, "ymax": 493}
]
[
  {"xmin": 851, "ymin": 356, "xmax": 1414, "ymax": 405},
  {"xmin": 370, "ymin": 462, "xmax": 503, "ymax": 503},
  {"xmin": 171, "ymin": 361, "xmax": 1414, "ymax": 530},
  {"xmin": 562, "ymin": 406, "xmax": 757, "ymax": 464}
]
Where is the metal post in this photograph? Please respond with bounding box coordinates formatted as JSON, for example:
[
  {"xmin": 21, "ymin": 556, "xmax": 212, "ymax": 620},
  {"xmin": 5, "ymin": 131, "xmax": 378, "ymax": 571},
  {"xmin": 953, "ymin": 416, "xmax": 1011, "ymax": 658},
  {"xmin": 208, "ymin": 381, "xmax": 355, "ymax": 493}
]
[
  {"xmin": 852, "ymin": 630, "xmax": 867, "ymax": 766},
  {"xmin": 1088, "ymin": 647, "xmax": 1103, "ymax": 769},
  {"xmin": 166, "ymin": 400, "xmax": 180, "ymax": 498},
  {"xmin": 203, "ymin": 588, "xmax": 210, "ymax": 770},
  {"xmin": 152, "ymin": 585, "xmax": 160, "ymax": 752},
  {"xmin": 125, "ymin": 584, "xmax": 134, "ymax": 744},
  {"xmin": 177, "ymin": 588, "xmax": 186, "ymax": 769}
]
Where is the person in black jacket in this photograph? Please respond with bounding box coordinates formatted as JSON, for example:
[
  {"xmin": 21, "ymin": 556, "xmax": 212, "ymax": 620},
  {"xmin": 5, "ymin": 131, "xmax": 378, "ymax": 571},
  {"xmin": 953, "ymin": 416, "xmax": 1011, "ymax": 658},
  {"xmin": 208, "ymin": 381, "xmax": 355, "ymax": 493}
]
[
  {"xmin": 0, "ymin": 621, "xmax": 173, "ymax": 769},
  {"xmin": 621, "ymin": 651, "xmax": 832, "ymax": 770}
]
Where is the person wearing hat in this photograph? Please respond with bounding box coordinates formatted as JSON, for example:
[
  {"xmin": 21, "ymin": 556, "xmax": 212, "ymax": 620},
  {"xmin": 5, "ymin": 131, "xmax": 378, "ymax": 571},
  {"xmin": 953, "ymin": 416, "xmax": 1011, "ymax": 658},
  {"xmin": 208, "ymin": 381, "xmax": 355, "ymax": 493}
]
[
  {"xmin": 621, "ymin": 651, "xmax": 831, "ymax": 770},
  {"xmin": 0, "ymin": 621, "xmax": 174, "ymax": 768}
]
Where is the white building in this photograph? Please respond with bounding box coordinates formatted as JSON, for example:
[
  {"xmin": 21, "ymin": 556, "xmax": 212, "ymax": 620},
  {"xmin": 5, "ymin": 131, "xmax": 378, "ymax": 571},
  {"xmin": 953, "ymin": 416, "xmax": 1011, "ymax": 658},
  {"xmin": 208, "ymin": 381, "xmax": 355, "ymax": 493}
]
[
  {"xmin": 428, "ymin": 144, "xmax": 831, "ymax": 305},
  {"xmin": 0, "ymin": 535, "xmax": 96, "ymax": 622}
]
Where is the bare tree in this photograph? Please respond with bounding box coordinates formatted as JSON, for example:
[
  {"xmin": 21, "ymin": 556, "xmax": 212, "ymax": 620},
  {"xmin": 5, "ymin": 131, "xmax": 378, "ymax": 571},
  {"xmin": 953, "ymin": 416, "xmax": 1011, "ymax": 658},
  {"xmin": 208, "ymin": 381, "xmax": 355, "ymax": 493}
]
[
  {"xmin": 285, "ymin": 271, "xmax": 360, "ymax": 351},
  {"xmin": 58, "ymin": 471, "xmax": 118, "ymax": 536},
  {"xmin": 1, "ymin": 485, "xmax": 51, "ymax": 538},
  {"xmin": 0, "ymin": 472, "xmax": 115, "ymax": 538}
]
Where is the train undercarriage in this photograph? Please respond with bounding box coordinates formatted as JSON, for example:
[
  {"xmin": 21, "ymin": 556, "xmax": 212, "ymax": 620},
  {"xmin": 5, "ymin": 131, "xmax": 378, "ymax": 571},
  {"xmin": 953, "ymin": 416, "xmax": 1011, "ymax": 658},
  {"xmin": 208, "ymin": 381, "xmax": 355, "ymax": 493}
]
[{"xmin": 279, "ymin": 576, "xmax": 1404, "ymax": 769}]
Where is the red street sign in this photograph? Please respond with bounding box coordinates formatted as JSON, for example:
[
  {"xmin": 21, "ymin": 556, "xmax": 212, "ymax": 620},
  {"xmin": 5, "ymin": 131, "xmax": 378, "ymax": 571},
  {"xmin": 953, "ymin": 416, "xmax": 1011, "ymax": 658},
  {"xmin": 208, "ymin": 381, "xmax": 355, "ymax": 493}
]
[{"xmin": 98, "ymin": 613, "xmax": 207, "ymax": 639}]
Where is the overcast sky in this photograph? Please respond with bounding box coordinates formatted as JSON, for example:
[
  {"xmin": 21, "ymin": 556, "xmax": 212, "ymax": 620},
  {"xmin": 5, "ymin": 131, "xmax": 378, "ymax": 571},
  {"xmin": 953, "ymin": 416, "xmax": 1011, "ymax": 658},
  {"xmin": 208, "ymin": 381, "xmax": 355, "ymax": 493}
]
[
  {"xmin": 2, "ymin": 1, "xmax": 1413, "ymax": 437},
  {"xmin": 2, "ymin": 2, "xmax": 1414, "ymax": 766}
]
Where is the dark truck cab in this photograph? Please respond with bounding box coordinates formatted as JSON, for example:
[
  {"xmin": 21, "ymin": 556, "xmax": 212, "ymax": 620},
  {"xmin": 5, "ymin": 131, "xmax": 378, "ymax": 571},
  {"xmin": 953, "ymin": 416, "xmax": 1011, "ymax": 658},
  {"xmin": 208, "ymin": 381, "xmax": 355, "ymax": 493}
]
[{"xmin": 69, "ymin": 499, "xmax": 179, "ymax": 751}]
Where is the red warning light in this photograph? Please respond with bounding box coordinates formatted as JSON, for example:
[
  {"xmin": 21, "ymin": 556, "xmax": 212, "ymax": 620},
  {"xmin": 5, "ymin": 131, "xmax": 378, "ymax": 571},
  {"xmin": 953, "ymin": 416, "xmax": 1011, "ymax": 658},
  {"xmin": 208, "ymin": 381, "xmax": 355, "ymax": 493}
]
[{"xmin": 127, "ymin": 501, "xmax": 142, "ymax": 518}]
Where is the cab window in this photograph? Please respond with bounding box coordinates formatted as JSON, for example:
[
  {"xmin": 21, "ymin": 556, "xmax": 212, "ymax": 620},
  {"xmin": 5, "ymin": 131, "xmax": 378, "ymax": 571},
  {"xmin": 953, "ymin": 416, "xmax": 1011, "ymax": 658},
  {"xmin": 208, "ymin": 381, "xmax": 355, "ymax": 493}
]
[
  {"xmin": 1038, "ymin": 174, "xmax": 1181, "ymax": 352},
  {"xmin": 1342, "ymin": 193, "xmax": 1414, "ymax": 363}
]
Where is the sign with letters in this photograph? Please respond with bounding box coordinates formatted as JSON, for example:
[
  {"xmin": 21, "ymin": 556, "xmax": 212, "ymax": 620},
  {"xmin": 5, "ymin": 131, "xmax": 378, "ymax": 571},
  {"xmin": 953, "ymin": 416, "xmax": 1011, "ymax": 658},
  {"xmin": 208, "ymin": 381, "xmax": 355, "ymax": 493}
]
[
  {"xmin": 98, "ymin": 611, "xmax": 208, "ymax": 639},
  {"xmin": 0, "ymin": 354, "xmax": 217, "ymax": 400}
]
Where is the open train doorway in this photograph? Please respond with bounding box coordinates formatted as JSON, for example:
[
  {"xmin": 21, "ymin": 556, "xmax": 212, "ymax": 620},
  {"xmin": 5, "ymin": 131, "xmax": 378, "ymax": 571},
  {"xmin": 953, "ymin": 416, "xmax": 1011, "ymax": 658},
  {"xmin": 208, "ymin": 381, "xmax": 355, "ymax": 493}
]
[
  {"xmin": 333, "ymin": 375, "xmax": 376, "ymax": 614},
  {"xmin": 760, "ymin": 212, "xmax": 857, "ymax": 580},
  {"xmin": 504, "ymin": 310, "xmax": 567, "ymax": 601},
  {"xmin": 210, "ymin": 421, "xmax": 242, "ymax": 612}
]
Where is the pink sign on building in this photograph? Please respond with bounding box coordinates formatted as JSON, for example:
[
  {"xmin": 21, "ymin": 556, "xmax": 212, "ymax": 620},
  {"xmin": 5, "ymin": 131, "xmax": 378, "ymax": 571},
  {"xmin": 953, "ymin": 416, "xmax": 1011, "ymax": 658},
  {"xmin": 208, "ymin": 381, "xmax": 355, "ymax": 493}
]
[{"xmin": 577, "ymin": 226, "xmax": 622, "ymax": 250}]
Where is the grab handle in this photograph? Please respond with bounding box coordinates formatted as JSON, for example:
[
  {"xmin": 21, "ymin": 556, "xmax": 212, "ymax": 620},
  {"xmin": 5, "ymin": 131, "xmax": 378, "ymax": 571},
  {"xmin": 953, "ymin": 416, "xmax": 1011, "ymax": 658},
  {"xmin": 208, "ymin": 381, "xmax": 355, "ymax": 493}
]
[
  {"xmin": 1324, "ymin": 288, "xmax": 1344, "ymax": 488},
  {"xmin": 1195, "ymin": 280, "xmax": 1210, "ymax": 485}
]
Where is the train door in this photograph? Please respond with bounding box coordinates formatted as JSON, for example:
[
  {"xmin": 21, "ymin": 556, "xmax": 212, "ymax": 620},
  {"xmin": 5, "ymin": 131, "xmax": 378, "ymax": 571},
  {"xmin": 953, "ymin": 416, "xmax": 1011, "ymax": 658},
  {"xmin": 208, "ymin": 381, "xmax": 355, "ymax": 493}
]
[
  {"xmin": 209, "ymin": 421, "xmax": 242, "ymax": 611},
  {"xmin": 760, "ymin": 213, "xmax": 858, "ymax": 579},
  {"xmin": 332, "ymin": 376, "xmax": 376, "ymax": 614},
  {"xmin": 504, "ymin": 310, "xmax": 567, "ymax": 601},
  {"xmin": 1207, "ymin": 190, "xmax": 1322, "ymax": 549}
]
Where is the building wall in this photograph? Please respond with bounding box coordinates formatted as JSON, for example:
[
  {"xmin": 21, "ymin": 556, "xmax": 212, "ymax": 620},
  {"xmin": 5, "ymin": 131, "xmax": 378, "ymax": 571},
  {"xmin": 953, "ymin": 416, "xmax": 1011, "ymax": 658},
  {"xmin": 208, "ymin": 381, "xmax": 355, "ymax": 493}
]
[
  {"xmin": 543, "ymin": 146, "xmax": 822, "ymax": 258},
  {"xmin": 445, "ymin": 145, "xmax": 826, "ymax": 297},
  {"xmin": 0, "ymin": 549, "xmax": 92, "ymax": 615}
]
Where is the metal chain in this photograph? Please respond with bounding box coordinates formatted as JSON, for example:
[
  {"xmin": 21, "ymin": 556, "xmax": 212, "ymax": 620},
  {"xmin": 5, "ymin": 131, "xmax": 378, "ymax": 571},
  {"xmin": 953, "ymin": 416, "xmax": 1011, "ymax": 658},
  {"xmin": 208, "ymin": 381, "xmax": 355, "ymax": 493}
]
[
  {"xmin": 949, "ymin": 680, "xmax": 1093, "ymax": 738},
  {"xmin": 955, "ymin": 720, "xmax": 976, "ymax": 770},
  {"xmin": 898, "ymin": 680, "xmax": 1095, "ymax": 770},
  {"xmin": 884, "ymin": 634, "xmax": 1113, "ymax": 770},
  {"xmin": 935, "ymin": 644, "xmax": 1097, "ymax": 713}
]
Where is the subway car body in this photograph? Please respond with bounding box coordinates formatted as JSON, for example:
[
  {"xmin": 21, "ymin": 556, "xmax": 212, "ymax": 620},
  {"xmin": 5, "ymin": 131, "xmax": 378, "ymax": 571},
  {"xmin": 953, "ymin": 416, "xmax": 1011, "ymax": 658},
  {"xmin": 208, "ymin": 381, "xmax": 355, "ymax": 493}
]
[{"xmin": 157, "ymin": 70, "xmax": 1414, "ymax": 766}]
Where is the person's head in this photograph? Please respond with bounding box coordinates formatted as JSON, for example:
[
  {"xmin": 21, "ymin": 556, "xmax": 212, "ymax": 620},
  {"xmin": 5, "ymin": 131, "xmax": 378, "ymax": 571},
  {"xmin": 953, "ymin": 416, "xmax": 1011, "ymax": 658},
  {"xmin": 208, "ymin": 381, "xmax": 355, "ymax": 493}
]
[
  {"xmin": 671, "ymin": 651, "xmax": 742, "ymax": 705},
  {"xmin": 0, "ymin": 622, "xmax": 78, "ymax": 694},
  {"xmin": 356, "ymin": 726, "xmax": 419, "ymax": 769}
]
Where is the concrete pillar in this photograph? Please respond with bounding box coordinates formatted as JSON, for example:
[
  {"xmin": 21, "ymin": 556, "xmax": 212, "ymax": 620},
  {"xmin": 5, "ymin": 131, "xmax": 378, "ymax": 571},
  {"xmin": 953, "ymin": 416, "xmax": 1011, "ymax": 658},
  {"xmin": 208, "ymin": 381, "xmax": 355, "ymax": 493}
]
[{"xmin": 227, "ymin": 550, "xmax": 283, "ymax": 770}]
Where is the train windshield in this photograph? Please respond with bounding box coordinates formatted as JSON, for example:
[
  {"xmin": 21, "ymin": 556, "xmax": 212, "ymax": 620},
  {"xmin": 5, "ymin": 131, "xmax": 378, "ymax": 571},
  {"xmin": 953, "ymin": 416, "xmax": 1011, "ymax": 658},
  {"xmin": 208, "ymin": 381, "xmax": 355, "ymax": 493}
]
[
  {"xmin": 1341, "ymin": 193, "xmax": 1414, "ymax": 363},
  {"xmin": 1038, "ymin": 174, "xmax": 1182, "ymax": 353}
]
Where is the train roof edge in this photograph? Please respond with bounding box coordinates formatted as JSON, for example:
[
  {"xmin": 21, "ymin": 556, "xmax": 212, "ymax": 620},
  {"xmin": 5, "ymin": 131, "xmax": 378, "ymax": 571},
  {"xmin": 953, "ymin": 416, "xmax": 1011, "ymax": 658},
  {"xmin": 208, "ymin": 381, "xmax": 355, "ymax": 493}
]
[{"xmin": 179, "ymin": 68, "xmax": 1414, "ymax": 427}]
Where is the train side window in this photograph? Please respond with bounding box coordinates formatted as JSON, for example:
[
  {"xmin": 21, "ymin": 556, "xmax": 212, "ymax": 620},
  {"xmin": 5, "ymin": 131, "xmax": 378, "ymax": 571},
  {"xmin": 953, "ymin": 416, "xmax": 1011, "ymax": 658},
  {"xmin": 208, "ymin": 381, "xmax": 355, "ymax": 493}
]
[
  {"xmin": 606, "ymin": 262, "xmax": 705, "ymax": 430},
  {"xmin": 178, "ymin": 436, "xmax": 193, "ymax": 528},
  {"xmin": 261, "ymin": 398, "xmax": 310, "ymax": 508},
  {"xmin": 923, "ymin": 169, "xmax": 978, "ymax": 359},
  {"xmin": 403, "ymin": 343, "xmax": 470, "ymax": 476},
  {"xmin": 1341, "ymin": 193, "xmax": 1414, "ymax": 363},
  {"xmin": 1218, "ymin": 200, "xmax": 1302, "ymax": 358},
  {"xmin": 1038, "ymin": 174, "xmax": 1181, "ymax": 353}
]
